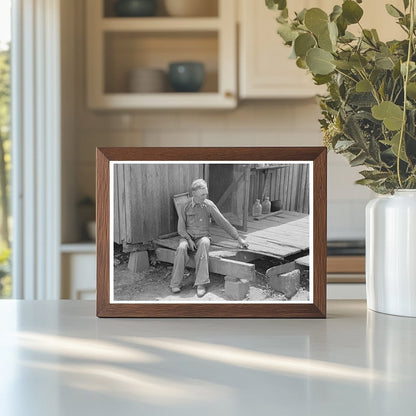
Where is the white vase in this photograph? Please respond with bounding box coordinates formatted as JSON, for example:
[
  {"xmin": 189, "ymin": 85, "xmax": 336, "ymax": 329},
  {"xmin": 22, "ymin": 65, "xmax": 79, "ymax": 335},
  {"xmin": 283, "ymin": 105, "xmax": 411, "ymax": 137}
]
[{"xmin": 366, "ymin": 190, "xmax": 416, "ymax": 317}]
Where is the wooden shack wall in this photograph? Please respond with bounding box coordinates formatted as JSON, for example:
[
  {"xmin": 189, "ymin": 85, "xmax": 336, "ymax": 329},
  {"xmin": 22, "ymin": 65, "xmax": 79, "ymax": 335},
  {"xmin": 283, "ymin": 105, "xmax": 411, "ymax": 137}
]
[
  {"xmin": 114, "ymin": 163, "xmax": 203, "ymax": 245},
  {"xmin": 249, "ymin": 164, "xmax": 310, "ymax": 214}
]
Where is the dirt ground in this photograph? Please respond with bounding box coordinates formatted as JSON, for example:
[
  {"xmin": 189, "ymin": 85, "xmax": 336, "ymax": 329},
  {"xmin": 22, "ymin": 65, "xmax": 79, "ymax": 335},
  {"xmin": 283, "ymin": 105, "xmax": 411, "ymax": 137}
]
[{"xmin": 113, "ymin": 249, "xmax": 310, "ymax": 302}]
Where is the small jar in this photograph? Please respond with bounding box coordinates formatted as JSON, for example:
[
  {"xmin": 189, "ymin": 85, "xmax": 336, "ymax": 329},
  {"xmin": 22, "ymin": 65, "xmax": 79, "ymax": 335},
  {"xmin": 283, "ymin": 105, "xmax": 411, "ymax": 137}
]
[
  {"xmin": 252, "ymin": 199, "xmax": 262, "ymax": 217},
  {"xmin": 262, "ymin": 197, "xmax": 271, "ymax": 214}
]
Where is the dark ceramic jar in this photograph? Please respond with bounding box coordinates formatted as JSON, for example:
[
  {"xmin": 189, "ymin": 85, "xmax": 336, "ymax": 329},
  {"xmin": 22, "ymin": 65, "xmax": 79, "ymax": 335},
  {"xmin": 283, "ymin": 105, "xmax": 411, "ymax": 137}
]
[
  {"xmin": 168, "ymin": 62, "xmax": 205, "ymax": 92},
  {"xmin": 114, "ymin": 0, "xmax": 157, "ymax": 17}
]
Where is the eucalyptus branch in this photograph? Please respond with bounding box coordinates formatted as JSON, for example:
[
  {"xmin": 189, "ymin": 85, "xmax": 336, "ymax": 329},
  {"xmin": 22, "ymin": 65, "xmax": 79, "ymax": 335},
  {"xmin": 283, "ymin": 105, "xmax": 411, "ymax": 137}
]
[
  {"xmin": 358, "ymin": 69, "xmax": 381, "ymax": 104},
  {"xmin": 393, "ymin": 85, "xmax": 404, "ymax": 103},
  {"xmin": 334, "ymin": 68, "xmax": 359, "ymax": 84},
  {"xmin": 390, "ymin": 79, "xmax": 398, "ymax": 101},
  {"xmin": 397, "ymin": 0, "xmax": 415, "ymax": 188}
]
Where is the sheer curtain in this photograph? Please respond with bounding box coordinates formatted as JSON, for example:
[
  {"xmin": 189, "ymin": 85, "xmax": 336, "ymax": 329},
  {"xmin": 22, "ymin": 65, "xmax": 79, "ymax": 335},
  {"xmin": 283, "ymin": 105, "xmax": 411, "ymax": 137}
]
[{"xmin": 12, "ymin": 0, "xmax": 61, "ymax": 299}]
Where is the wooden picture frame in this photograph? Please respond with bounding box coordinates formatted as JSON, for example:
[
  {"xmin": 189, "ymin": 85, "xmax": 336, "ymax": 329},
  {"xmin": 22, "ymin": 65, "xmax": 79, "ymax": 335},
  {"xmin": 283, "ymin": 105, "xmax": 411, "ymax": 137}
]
[{"xmin": 96, "ymin": 147, "xmax": 327, "ymax": 318}]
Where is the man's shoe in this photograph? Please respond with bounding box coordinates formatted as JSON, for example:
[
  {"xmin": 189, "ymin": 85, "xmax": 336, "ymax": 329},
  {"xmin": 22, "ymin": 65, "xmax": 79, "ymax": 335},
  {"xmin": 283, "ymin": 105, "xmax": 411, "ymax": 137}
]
[
  {"xmin": 171, "ymin": 287, "xmax": 181, "ymax": 294},
  {"xmin": 196, "ymin": 285, "xmax": 206, "ymax": 297}
]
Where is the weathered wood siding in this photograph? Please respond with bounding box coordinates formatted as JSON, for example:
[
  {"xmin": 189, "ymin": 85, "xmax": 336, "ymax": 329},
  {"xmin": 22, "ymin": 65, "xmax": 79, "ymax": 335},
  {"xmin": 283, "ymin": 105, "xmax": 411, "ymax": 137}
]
[
  {"xmin": 249, "ymin": 164, "xmax": 309, "ymax": 214},
  {"xmin": 114, "ymin": 163, "xmax": 203, "ymax": 244}
]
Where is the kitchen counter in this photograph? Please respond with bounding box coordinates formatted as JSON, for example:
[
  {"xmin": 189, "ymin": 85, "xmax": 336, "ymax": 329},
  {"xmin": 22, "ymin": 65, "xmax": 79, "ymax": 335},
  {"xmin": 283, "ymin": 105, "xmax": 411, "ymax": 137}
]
[{"xmin": 1, "ymin": 300, "xmax": 415, "ymax": 415}]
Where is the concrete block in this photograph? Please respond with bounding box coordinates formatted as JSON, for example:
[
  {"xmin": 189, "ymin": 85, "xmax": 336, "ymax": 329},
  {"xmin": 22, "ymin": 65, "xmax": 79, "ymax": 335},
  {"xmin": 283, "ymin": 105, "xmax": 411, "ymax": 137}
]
[
  {"xmin": 128, "ymin": 251, "xmax": 149, "ymax": 273},
  {"xmin": 225, "ymin": 279, "xmax": 250, "ymax": 300},
  {"xmin": 269, "ymin": 269, "xmax": 300, "ymax": 299}
]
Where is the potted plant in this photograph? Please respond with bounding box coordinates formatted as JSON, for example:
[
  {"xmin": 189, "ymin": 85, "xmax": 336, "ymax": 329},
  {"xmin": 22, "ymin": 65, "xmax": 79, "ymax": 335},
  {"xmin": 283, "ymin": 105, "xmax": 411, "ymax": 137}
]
[{"xmin": 266, "ymin": 0, "xmax": 416, "ymax": 316}]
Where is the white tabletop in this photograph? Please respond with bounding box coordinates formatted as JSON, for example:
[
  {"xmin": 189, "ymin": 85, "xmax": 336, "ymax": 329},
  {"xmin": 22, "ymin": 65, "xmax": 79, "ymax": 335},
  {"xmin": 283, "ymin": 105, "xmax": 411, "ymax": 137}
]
[{"xmin": 0, "ymin": 300, "xmax": 415, "ymax": 416}]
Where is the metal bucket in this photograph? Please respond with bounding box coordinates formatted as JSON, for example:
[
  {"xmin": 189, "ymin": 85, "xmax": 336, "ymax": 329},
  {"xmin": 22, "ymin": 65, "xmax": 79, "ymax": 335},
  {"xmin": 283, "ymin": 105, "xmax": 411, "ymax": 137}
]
[{"xmin": 266, "ymin": 262, "xmax": 300, "ymax": 299}]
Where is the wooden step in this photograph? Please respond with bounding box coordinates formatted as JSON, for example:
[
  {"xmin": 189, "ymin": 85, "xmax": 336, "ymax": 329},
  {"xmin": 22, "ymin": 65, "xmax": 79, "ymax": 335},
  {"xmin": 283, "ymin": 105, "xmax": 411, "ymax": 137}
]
[{"xmin": 155, "ymin": 247, "xmax": 256, "ymax": 281}]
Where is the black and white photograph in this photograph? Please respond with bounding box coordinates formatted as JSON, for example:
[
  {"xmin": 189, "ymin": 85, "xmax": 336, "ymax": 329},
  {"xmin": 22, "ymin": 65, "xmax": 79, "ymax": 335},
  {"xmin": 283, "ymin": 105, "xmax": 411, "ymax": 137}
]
[{"xmin": 110, "ymin": 161, "xmax": 312, "ymax": 303}]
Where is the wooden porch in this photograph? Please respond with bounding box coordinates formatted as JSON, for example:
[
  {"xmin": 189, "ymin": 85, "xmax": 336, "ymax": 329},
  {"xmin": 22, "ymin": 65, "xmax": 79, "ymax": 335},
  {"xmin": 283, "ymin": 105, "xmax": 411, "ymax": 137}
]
[
  {"xmin": 155, "ymin": 210, "xmax": 309, "ymax": 258},
  {"xmin": 154, "ymin": 210, "xmax": 310, "ymax": 280}
]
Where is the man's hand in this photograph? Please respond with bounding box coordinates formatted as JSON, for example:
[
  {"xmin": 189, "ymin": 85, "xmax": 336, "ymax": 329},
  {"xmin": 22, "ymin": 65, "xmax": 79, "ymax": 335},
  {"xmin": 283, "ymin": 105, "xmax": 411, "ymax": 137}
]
[
  {"xmin": 237, "ymin": 237, "xmax": 249, "ymax": 249},
  {"xmin": 188, "ymin": 239, "xmax": 197, "ymax": 251}
]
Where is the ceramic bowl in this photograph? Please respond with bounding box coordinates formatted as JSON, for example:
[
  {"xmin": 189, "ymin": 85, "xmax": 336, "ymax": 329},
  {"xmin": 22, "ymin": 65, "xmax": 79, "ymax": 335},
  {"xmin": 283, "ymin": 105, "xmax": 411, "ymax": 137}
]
[
  {"xmin": 168, "ymin": 62, "xmax": 205, "ymax": 92},
  {"xmin": 128, "ymin": 68, "xmax": 167, "ymax": 93},
  {"xmin": 114, "ymin": 0, "xmax": 158, "ymax": 17}
]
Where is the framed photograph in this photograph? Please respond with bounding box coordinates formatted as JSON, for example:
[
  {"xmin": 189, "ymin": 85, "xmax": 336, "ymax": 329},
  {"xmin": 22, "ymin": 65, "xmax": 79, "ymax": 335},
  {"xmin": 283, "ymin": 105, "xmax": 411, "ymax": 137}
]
[{"xmin": 96, "ymin": 147, "xmax": 327, "ymax": 318}]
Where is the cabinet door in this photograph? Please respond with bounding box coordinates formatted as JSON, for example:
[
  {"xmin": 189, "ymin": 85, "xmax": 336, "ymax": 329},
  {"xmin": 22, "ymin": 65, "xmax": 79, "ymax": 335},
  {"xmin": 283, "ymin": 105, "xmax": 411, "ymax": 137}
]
[
  {"xmin": 239, "ymin": 0, "xmax": 404, "ymax": 99},
  {"xmin": 61, "ymin": 253, "xmax": 96, "ymax": 300},
  {"xmin": 239, "ymin": 0, "xmax": 326, "ymax": 99}
]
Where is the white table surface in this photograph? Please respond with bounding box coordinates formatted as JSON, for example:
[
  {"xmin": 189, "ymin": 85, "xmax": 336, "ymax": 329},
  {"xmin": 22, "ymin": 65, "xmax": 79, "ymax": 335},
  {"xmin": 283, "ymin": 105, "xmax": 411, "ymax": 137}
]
[{"xmin": 0, "ymin": 300, "xmax": 415, "ymax": 416}]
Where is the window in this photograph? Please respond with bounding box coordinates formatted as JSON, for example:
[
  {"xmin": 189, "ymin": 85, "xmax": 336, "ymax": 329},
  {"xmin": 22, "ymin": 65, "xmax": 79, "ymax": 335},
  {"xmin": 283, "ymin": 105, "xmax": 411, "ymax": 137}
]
[{"xmin": 0, "ymin": 0, "xmax": 11, "ymax": 298}]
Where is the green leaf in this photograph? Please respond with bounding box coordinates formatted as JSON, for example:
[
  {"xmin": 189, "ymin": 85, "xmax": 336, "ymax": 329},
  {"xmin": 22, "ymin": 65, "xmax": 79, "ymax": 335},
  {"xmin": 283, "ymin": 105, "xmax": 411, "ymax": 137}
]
[
  {"xmin": 371, "ymin": 29, "xmax": 380, "ymax": 42},
  {"xmin": 350, "ymin": 54, "xmax": 368, "ymax": 70},
  {"xmin": 348, "ymin": 92, "xmax": 377, "ymax": 107},
  {"xmin": 399, "ymin": 14, "xmax": 411, "ymax": 29},
  {"xmin": 355, "ymin": 178, "xmax": 377, "ymax": 186},
  {"xmin": 276, "ymin": 14, "xmax": 287, "ymax": 24},
  {"xmin": 403, "ymin": 0, "xmax": 410, "ymax": 10},
  {"xmin": 388, "ymin": 132, "xmax": 409, "ymax": 162},
  {"xmin": 306, "ymin": 48, "xmax": 335, "ymax": 75},
  {"xmin": 339, "ymin": 31, "xmax": 356, "ymax": 43},
  {"xmin": 277, "ymin": 23, "xmax": 298, "ymax": 43},
  {"xmin": 296, "ymin": 8, "xmax": 307, "ymax": 23},
  {"xmin": 372, "ymin": 101, "xmax": 404, "ymax": 131},
  {"xmin": 296, "ymin": 57, "xmax": 308, "ymax": 69},
  {"xmin": 350, "ymin": 152, "xmax": 368, "ymax": 167},
  {"xmin": 356, "ymin": 79, "xmax": 372, "ymax": 92},
  {"xmin": 313, "ymin": 74, "xmax": 332, "ymax": 85},
  {"xmin": 266, "ymin": 0, "xmax": 287, "ymax": 11},
  {"xmin": 294, "ymin": 33, "xmax": 316, "ymax": 58},
  {"xmin": 360, "ymin": 170, "xmax": 391, "ymax": 180},
  {"xmin": 334, "ymin": 140, "xmax": 355, "ymax": 151},
  {"xmin": 318, "ymin": 27, "xmax": 334, "ymax": 52},
  {"xmin": 378, "ymin": 77, "xmax": 386, "ymax": 100},
  {"xmin": 328, "ymin": 21, "xmax": 338, "ymax": 45},
  {"xmin": 369, "ymin": 136, "xmax": 382, "ymax": 163},
  {"xmin": 333, "ymin": 60, "xmax": 353, "ymax": 70},
  {"xmin": 330, "ymin": 5, "xmax": 343, "ymax": 22},
  {"xmin": 393, "ymin": 60, "xmax": 402, "ymax": 79},
  {"xmin": 401, "ymin": 61, "xmax": 416, "ymax": 76},
  {"xmin": 385, "ymin": 4, "xmax": 404, "ymax": 18},
  {"xmin": 344, "ymin": 115, "xmax": 367, "ymax": 147},
  {"xmin": 289, "ymin": 44, "xmax": 297, "ymax": 59},
  {"xmin": 363, "ymin": 29, "xmax": 376, "ymax": 46},
  {"xmin": 375, "ymin": 55, "xmax": 395, "ymax": 70},
  {"xmin": 304, "ymin": 8, "xmax": 329, "ymax": 35},
  {"xmin": 336, "ymin": 15, "xmax": 348, "ymax": 36},
  {"xmin": 407, "ymin": 82, "xmax": 416, "ymax": 99},
  {"xmin": 342, "ymin": 0, "xmax": 364, "ymax": 24}
]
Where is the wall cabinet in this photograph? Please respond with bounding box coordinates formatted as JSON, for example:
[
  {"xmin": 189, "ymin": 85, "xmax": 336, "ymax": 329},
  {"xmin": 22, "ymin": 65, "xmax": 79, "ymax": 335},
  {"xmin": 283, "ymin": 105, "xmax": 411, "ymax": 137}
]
[
  {"xmin": 238, "ymin": 0, "xmax": 404, "ymax": 99},
  {"xmin": 238, "ymin": 0, "xmax": 325, "ymax": 99},
  {"xmin": 86, "ymin": 0, "xmax": 406, "ymax": 108},
  {"xmin": 86, "ymin": 0, "xmax": 237, "ymax": 109}
]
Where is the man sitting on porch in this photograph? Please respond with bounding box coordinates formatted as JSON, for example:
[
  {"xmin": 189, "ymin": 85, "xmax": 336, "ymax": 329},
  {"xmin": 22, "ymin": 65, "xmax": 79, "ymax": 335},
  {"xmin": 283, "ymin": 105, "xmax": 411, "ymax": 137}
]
[{"xmin": 170, "ymin": 178, "xmax": 248, "ymax": 297}]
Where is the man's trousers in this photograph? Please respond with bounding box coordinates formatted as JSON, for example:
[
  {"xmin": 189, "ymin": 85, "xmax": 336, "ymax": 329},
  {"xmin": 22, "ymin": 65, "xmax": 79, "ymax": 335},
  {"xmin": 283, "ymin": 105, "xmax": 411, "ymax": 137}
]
[{"xmin": 170, "ymin": 237, "xmax": 210, "ymax": 288}]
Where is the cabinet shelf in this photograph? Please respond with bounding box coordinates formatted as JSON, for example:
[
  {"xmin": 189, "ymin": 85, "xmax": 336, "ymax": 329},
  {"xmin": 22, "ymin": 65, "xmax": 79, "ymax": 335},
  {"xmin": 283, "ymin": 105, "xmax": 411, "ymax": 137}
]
[
  {"xmin": 101, "ymin": 17, "xmax": 221, "ymax": 32},
  {"xmin": 87, "ymin": 0, "xmax": 236, "ymax": 109},
  {"xmin": 89, "ymin": 92, "xmax": 235, "ymax": 110}
]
